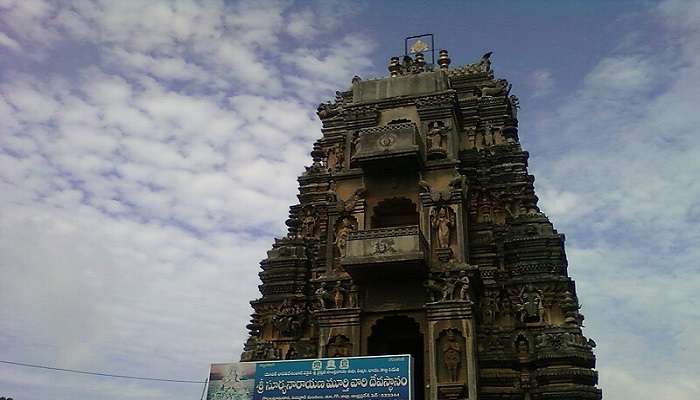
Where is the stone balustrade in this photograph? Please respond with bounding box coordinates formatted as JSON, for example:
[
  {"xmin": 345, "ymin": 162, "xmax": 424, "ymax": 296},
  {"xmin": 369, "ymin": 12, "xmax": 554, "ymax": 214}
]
[{"xmin": 341, "ymin": 225, "xmax": 428, "ymax": 279}]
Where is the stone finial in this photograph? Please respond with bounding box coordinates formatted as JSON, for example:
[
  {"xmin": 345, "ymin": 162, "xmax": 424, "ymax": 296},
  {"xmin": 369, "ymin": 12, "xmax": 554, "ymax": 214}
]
[
  {"xmin": 414, "ymin": 52, "xmax": 426, "ymax": 72},
  {"xmin": 438, "ymin": 49, "xmax": 451, "ymax": 69},
  {"xmin": 388, "ymin": 56, "xmax": 401, "ymax": 77}
]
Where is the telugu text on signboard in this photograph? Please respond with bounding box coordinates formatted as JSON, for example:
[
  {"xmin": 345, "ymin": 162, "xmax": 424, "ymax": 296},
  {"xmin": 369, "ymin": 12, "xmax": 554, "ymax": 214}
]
[{"xmin": 206, "ymin": 354, "xmax": 413, "ymax": 400}]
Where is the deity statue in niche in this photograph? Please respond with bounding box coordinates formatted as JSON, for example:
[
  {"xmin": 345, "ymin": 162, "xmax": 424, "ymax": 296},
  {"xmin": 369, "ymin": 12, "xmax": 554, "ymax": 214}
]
[
  {"xmin": 426, "ymin": 121, "xmax": 448, "ymax": 158},
  {"xmin": 299, "ymin": 208, "xmax": 317, "ymax": 239},
  {"xmin": 440, "ymin": 329, "xmax": 463, "ymax": 382},
  {"xmin": 431, "ymin": 206, "xmax": 455, "ymax": 249},
  {"xmin": 334, "ymin": 216, "xmax": 357, "ymax": 258}
]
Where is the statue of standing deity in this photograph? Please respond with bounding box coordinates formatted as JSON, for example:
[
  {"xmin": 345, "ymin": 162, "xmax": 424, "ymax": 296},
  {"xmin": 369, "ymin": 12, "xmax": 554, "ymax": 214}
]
[
  {"xmin": 442, "ymin": 330, "xmax": 463, "ymax": 382},
  {"xmin": 335, "ymin": 217, "xmax": 356, "ymax": 258},
  {"xmin": 431, "ymin": 206, "xmax": 455, "ymax": 249}
]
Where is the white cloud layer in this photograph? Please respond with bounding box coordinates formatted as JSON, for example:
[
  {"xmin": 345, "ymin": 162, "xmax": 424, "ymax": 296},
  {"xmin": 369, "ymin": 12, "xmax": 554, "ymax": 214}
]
[
  {"xmin": 530, "ymin": 1, "xmax": 700, "ymax": 398},
  {"xmin": 0, "ymin": 1, "xmax": 373, "ymax": 399}
]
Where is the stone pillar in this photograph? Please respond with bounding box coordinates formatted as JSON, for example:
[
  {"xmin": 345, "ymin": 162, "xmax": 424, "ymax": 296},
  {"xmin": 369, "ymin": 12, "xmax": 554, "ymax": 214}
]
[
  {"xmin": 426, "ymin": 301, "xmax": 478, "ymax": 400},
  {"xmin": 315, "ymin": 308, "xmax": 361, "ymax": 358}
]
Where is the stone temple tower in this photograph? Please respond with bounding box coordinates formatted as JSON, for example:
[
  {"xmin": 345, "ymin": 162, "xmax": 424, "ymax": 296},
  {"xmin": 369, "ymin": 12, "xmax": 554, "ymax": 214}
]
[{"xmin": 241, "ymin": 47, "xmax": 601, "ymax": 400}]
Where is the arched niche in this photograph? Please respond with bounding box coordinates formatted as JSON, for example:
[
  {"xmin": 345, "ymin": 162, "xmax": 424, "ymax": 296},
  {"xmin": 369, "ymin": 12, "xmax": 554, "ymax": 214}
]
[
  {"xmin": 371, "ymin": 197, "xmax": 419, "ymax": 228},
  {"xmin": 367, "ymin": 316, "xmax": 425, "ymax": 400}
]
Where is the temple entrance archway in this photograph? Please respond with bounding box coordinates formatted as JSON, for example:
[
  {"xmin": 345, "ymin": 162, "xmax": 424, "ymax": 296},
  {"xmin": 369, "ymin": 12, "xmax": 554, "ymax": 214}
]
[{"xmin": 367, "ymin": 316, "xmax": 425, "ymax": 400}]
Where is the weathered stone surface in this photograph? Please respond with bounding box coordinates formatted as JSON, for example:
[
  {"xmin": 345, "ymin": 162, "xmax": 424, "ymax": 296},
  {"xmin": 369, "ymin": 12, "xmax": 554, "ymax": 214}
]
[
  {"xmin": 353, "ymin": 70, "xmax": 450, "ymax": 102},
  {"xmin": 241, "ymin": 50, "xmax": 601, "ymax": 400}
]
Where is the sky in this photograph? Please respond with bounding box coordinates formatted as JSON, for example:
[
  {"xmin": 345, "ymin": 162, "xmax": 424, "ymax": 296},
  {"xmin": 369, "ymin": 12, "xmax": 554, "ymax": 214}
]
[{"xmin": 0, "ymin": 0, "xmax": 699, "ymax": 399}]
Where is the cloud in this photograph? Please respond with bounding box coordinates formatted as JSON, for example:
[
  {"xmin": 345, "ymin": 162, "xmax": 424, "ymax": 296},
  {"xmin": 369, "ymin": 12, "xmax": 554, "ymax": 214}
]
[
  {"xmin": 0, "ymin": 32, "xmax": 22, "ymax": 51},
  {"xmin": 0, "ymin": 1, "xmax": 375, "ymax": 399},
  {"xmin": 530, "ymin": 1, "xmax": 700, "ymax": 398},
  {"xmin": 528, "ymin": 68, "xmax": 555, "ymax": 98}
]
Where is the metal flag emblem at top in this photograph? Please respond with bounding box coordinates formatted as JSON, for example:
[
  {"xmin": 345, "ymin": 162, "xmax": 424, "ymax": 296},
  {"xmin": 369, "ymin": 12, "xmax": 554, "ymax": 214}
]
[{"xmin": 409, "ymin": 39, "xmax": 430, "ymax": 54}]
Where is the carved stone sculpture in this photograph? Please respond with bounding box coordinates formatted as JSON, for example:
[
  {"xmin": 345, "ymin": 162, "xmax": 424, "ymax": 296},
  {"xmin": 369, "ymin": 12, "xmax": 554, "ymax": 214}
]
[
  {"xmin": 431, "ymin": 206, "xmax": 455, "ymax": 249},
  {"xmin": 313, "ymin": 283, "xmax": 329, "ymax": 310},
  {"xmin": 326, "ymin": 144, "xmax": 345, "ymax": 172},
  {"xmin": 334, "ymin": 216, "xmax": 357, "ymax": 258},
  {"xmin": 516, "ymin": 285, "xmax": 546, "ymax": 323},
  {"xmin": 457, "ymin": 271, "xmax": 471, "ymax": 302},
  {"xmin": 241, "ymin": 337, "xmax": 281, "ymax": 361},
  {"xmin": 480, "ymin": 79, "xmax": 510, "ymax": 97},
  {"xmin": 509, "ymin": 94, "xmax": 520, "ymax": 120},
  {"xmin": 481, "ymin": 294, "xmax": 500, "ymax": 324},
  {"xmin": 331, "ymin": 281, "xmax": 347, "ymax": 309},
  {"xmin": 426, "ymin": 121, "xmax": 448, "ymax": 159},
  {"xmin": 425, "ymin": 271, "xmax": 472, "ymax": 303},
  {"xmin": 299, "ymin": 208, "xmax": 317, "ymax": 239},
  {"xmin": 441, "ymin": 330, "xmax": 463, "ymax": 382},
  {"xmin": 441, "ymin": 277, "xmax": 457, "ymax": 301},
  {"xmin": 271, "ymin": 299, "xmax": 305, "ymax": 337}
]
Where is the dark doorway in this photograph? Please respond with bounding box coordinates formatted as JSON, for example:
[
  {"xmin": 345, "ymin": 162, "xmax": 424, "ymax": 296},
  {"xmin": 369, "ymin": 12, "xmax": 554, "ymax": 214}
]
[
  {"xmin": 368, "ymin": 316, "xmax": 424, "ymax": 400},
  {"xmin": 372, "ymin": 198, "xmax": 419, "ymax": 228}
]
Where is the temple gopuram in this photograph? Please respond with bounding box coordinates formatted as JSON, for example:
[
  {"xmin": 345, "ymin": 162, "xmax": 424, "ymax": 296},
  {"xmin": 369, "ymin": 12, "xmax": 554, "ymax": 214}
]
[{"xmin": 241, "ymin": 45, "xmax": 601, "ymax": 400}]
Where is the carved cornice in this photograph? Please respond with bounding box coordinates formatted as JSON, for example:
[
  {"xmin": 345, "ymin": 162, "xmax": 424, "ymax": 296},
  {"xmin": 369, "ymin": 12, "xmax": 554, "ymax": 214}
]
[
  {"xmin": 414, "ymin": 92, "xmax": 457, "ymax": 109},
  {"xmin": 347, "ymin": 225, "xmax": 419, "ymax": 240},
  {"xmin": 358, "ymin": 122, "xmax": 416, "ymax": 136},
  {"xmin": 511, "ymin": 263, "xmax": 565, "ymax": 276},
  {"xmin": 447, "ymin": 63, "xmax": 493, "ymax": 78}
]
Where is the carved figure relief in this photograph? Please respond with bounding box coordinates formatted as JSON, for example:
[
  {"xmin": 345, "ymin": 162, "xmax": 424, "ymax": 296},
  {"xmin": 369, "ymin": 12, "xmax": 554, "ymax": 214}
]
[
  {"xmin": 331, "ymin": 282, "xmax": 347, "ymax": 308},
  {"xmin": 431, "ymin": 206, "xmax": 455, "ymax": 249},
  {"xmin": 481, "ymin": 124, "xmax": 496, "ymax": 146},
  {"xmin": 480, "ymin": 78, "xmax": 511, "ymax": 97},
  {"xmin": 334, "ymin": 216, "xmax": 357, "ymax": 258},
  {"xmin": 516, "ymin": 285, "xmax": 546, "ymax": 323},
  {"xmin": 326, "ymin": 144, "xmax": 345, "ymax": 172},
  {"xmin": 351, "ymin": 132, "xmax": 361, "ymax": 158},
  {"xmin": 339, "ymin": 188, "xmax": 366, "ymax": 213},
  {"xmin": 241, "ymin": 337, "xmax": 281, "ymax": 361},
  {"xmin": 314, "ymin": 281, "xmax": 354, "ymax": 310},
  {"xmin": 285, "ymin": 341, "xmax": 317, "ymax": 360},
  {"xmin": 481, "ymin": 292, "xmax": 500, "ymax": 324},
  {"xmin": 316, "ymin": 97, "xmax": 342, "ymax": 119},
  {"xmin": 515, "ymin": 334, "xmax": 529, "ymax": 359},
  {"xmin": 326, "ymin": 335, "xmax": 352, "ymax": 357},
  {"xmin": 535, "ymin": 331, "xmax": 595, "ymax": 352},
  {"xmin": 370, "ymin": 238, "xmax": 397, "ymax": 255},
  {"xmin": 457, "ymin": 271, "xmax": 471, "ymax": 302},
  {"xmin": 439, "ymin": 329, "xmax": 464, "ymax": 382},
  {"xmin": 298, "ymin": 207, "xmax": 318, "ymax": 239},
  {"xmin": 303, "ymin": 159, "xmax": 326, "ymax": 176},
  {"xmin": 465, "ymin": 126, "xmax": 477, "ymax": 149},
  {"xmin": 426, "ymin": 121, "xmax": 448, "ymax": 159},
  {"xmin": 424, "ymin": 271, "xmax": 472, "ymax": 303},
  {"xmin": 509, "ymin": 95, "xmax": 520, "ymax": 120},
  {"xmin": 313, "ymin": 283, "xmax": 329, "ymax": 310},
  {"xmin": 271, "ymin": 299, "xmax": 306, "ymax": 337}
]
